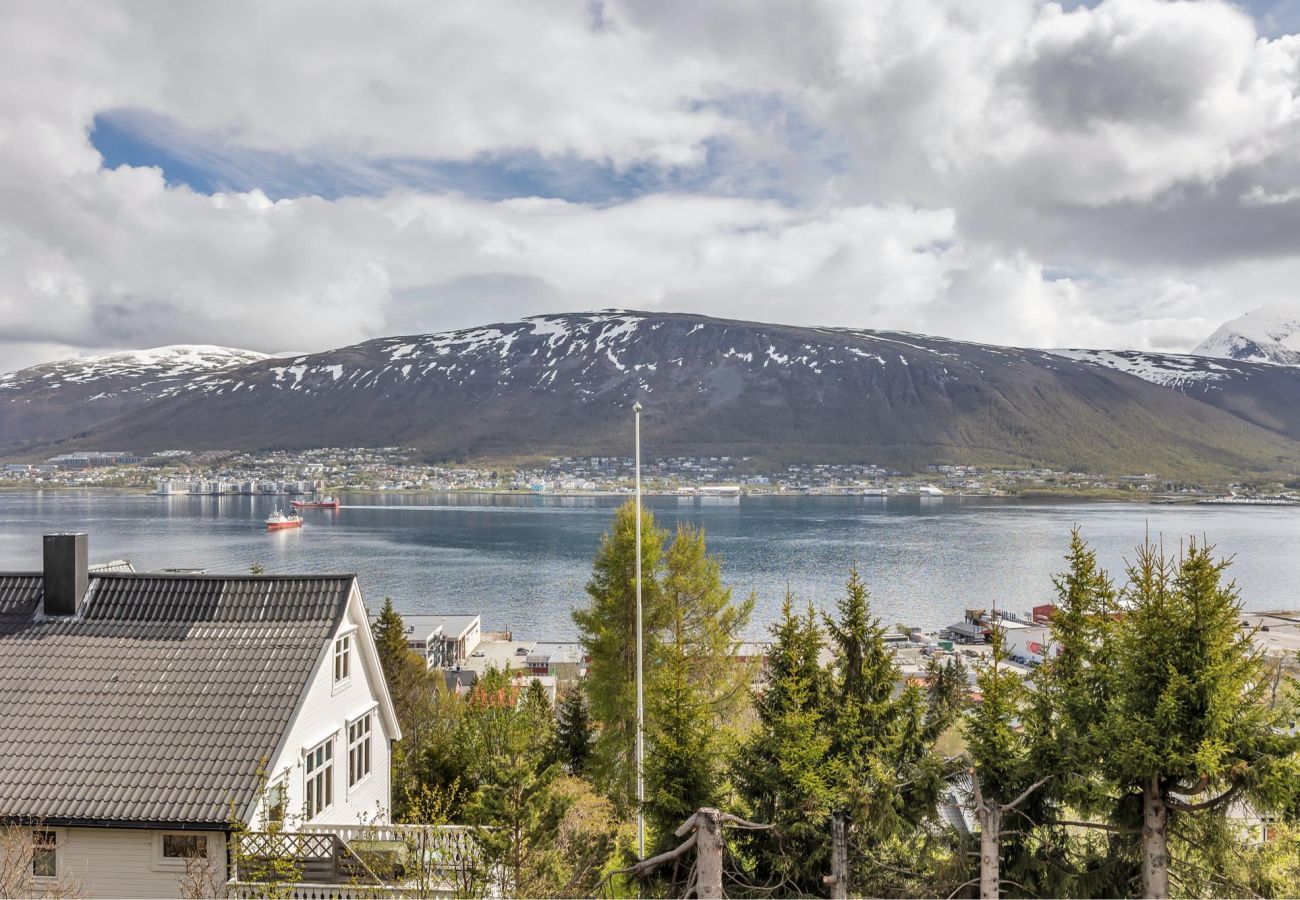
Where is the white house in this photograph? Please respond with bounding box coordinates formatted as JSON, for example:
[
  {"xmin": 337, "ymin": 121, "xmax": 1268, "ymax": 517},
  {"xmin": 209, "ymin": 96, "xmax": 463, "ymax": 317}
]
[
  {"xmin": 397, "ymin": 613, "xmax": 482, "ymax": 669},
  {"xmin": 0, "ymin": 533, "xmax": 401, "ymax": 899}
]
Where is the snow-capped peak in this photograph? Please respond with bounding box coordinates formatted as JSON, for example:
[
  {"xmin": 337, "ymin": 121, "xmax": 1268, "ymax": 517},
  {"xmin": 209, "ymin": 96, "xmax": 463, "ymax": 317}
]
[
  {"xmin": 1193, "ymin": 306, "xmax": 1300, "ymax": 367},
  {"xmin": 0, "ymin": 345, "xmax": 269, "ymax": 388}
]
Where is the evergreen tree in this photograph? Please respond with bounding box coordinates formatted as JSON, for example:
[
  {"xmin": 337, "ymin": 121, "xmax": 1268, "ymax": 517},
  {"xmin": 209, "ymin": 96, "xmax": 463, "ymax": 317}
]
[
  {"xmin": 732, "ymin": 594, "xmax": 833, "ymax": 895},
  {"xmin": 824, "ymin": 565, "xmax": 898, "ymax": 770},
  {"xmin": 963, "ymin": 625, "xmax": 1045, "ymax": 899},
  {"xmin": 822, "ymin": 566, "xmax": 955, "ymax": 895},
  {"xmin": 465, "ymin": 669, "xmax": 569, "ymax": 898},
  {"xmin": 1031, "ymin": 529, "xmax": 1118, "ymax": 811},
  {"xmin": 1097, "ymin": 537, "xmax": 1300, "ymax": 899},
  {"xmin": 553, "ymin": 686, "xmax": 595, "ymax": 776},
  {"xmin": 1022, "ymin": 529, "xmax": 1137, "ymax": 898},
  {"xmin": 924, "ymin": 652, "xmax": 969, "ymax": 743},
  {"xmin": 644, "ymin": 523, "xmax": 755, "ymax": 853},
  {"xmin": 372, "ymin": 597, "xmax": 413, "ymax": 693},
  {"xmin": 371, "ymin": 597, "xmax": 443, "ymax": 821},
  {"xmin": 572, "ymin": 499, "xmax": 667, "ymax": 812}
]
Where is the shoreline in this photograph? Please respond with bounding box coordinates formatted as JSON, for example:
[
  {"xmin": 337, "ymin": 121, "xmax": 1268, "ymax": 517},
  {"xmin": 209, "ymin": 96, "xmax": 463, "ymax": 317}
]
[{"xmin": 1, "ymin": 483, "xmax": 1285, "ymax": 505}]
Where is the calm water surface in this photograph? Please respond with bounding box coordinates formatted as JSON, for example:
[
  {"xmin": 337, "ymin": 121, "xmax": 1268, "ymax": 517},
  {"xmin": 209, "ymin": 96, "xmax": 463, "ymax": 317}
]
[{"xmin": 2, "ymin": 490, "xmax": 1298, "ymax": 639}]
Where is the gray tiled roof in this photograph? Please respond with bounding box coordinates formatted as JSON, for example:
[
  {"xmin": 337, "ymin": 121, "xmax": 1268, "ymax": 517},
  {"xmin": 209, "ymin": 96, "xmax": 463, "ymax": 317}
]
[{"xmin": 0, "ymin": 573, "xmax": 354, "ymax": 828}]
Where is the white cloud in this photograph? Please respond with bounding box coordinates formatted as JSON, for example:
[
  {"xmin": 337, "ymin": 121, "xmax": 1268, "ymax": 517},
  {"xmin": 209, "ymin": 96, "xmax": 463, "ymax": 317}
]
[{"xmin": 0, "ymin": 0, "xmax": 1298, "ymax": 372}]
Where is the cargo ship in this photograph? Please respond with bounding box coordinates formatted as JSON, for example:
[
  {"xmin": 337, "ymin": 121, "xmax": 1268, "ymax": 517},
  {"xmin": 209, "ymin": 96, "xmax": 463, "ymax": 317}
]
[
  {"xmin": 291, "ymin": 496, "xmax": 341, "ymax": 510},
  {"xmin": 266, "ymin": 509, "xmax": 304, "ymax": 531}
]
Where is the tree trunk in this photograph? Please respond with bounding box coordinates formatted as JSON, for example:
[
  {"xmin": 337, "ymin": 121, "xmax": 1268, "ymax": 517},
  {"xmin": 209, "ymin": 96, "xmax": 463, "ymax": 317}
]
[
  {"xmin": 978, "ymin": 803, "xmax": 1001, "ymax": 900},
  {"xmin": 695, "ymin": 808, "xmax": 724, "ymax": 899},
  {"xmin": 827, "ymin": 809, "xmax": 850, "ymax": 900},
  {"xmin": 1142, "ymin": 776, "xmax": 1170, "ymax": 900}
]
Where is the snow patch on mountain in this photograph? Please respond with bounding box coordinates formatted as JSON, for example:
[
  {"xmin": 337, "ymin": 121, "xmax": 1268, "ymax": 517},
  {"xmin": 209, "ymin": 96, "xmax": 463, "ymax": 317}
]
[
  {"xmin": 0, "ymin": 345, "xmax": 269, "ymax": 392},
  {"xmin": 1193, "ymin": 307, "xmax": 1300, "ymax": 367},
  {"xmin": 1050, "ymin": 349, "xmax": 1243, "ymax": 389}
]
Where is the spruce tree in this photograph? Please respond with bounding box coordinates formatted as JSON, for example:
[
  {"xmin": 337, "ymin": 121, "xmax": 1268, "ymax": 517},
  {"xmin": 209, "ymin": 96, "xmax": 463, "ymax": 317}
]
[
  {"xmin": 372, "ymin": 597, "xmax": 412, "ymax": 692},
  {"xmin": 825, "ymin": 567, "xmax": 939, "ymax": 833},
  {"xmin": 465, "ymin": 669, "xmax": 569, "ymax": 897},
  {"xmin": 644, "ymin": 523, "xmax": 755, "ymax": 853},
  {"xmin": 1098, "ymin": 537, "xmax": 1300, "ymax": 899},
  {"xmin": 554, "ymin": 686, "xmax": 594, "ymax": 776},
  {"xmin": 963, "ymin": 626, "xmax": 1044, "ymax": 900},
  {"xmin": 1022, "ymin": 529, "xmax": 1135, "ymax": 897},
  {"xmin": 823, "ymin": 566, "xmax": 954, "ymax": 895},
  {"xmin": 572, "ymin": 499, "xmax": 667, "ymax": 812},
  {"xmin": 371, "ymin": 597, "xmax": 441, "ymax": 821},
  {"xmin": 732, "ymin": 594, "xmax": 833, "ymax": 895},
  {"xmin": 924, "ymin": 652, "xmax": 969, "ymax": 743}
]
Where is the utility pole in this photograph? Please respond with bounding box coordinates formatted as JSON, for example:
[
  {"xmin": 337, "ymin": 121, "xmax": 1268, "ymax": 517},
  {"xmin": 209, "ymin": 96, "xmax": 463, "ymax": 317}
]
[{"xmin": 634, "ymin": 399, "xmax": 645, "ymax": 860}]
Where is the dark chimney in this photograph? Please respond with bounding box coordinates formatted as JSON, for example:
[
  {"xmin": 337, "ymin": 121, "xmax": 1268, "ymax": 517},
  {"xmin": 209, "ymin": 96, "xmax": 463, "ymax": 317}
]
[{"xmin": 43, "ymin": 533, "xmax": 88, "ymax": 617}]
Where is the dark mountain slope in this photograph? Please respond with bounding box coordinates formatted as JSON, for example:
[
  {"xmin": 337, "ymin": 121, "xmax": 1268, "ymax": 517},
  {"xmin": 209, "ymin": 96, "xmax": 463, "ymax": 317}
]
[
  {"xmin": 59, "ymin": 312, "xmax": 1300, "ymax": 477},
  {"xmin": 0, "ymin": 346, "xmax": 268, "ymax": 454},
  {"xmin": 1053, "ymin": 349, "xmax": 1300, "ymax": 442}
]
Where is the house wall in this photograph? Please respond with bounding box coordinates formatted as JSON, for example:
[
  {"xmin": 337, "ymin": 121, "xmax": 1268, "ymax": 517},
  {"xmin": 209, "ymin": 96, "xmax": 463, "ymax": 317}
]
[
  {"xmin": 258, "ymin": 587, "xmax": 396, "ymax": 830},
  {"xmin": 1003, "ymin": 624, "xmax": 1054, "ymax": 663},
  {"xmin": 0, "ymin": 826, "xmax": 228, "ymax": 899}
]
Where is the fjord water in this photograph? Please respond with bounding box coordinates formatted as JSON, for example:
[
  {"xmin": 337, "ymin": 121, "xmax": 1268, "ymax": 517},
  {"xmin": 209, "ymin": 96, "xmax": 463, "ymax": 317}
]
[{"xmin": 3, "ymin": 490, "xmax": 1298, "ymax": 639}]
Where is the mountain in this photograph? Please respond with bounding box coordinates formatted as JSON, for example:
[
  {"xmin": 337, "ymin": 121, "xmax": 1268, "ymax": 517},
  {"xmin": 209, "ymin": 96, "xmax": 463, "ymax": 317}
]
[
  {"xmin": 0, "ymin": 345, "xmax": 269, "ymax": 453},
  {"xmin": 1193, "ymin": 307, "xmax": 1300, "ymax": 366},
  {"xmin": 24, "ymin": 311, "xmax": 1300, "ymax": 478},
  {"xmin": 1050, "ymin": 349, "xmax": 1300, "ymax": 442}
]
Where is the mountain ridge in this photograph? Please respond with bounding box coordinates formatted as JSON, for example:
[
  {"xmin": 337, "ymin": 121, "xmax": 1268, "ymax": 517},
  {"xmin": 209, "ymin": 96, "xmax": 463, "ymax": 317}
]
[
  {"xmin": 0, "ymin": 344, "xmax": 269, "ymax": 453},
  {"xmin": 11, "ymin": 310, "xmax": 1299, "ymax": 478}
]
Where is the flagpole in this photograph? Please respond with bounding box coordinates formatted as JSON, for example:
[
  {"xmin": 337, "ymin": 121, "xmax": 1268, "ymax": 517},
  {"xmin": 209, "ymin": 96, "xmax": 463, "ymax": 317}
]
[{"xmin": 634, "ymin": 399, "xmax": 645, "ymax": 861}]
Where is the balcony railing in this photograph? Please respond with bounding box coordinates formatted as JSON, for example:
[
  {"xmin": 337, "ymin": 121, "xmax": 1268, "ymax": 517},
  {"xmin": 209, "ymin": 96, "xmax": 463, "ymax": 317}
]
[{"xmin": 227, "ymin": 823, "xmax": 482, "ymax": 899}]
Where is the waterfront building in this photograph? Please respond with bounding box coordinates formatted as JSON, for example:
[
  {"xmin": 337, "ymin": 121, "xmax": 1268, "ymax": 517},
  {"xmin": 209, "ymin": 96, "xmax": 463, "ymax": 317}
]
[{"xmin": 397, "ymin": 613, "xmax": 482, "ymax": 668}]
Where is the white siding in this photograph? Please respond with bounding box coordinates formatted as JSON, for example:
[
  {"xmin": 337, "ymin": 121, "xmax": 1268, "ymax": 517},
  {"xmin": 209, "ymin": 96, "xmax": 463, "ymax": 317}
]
[
  {"xmin": 9, "ymin": 826, "xmax": 228, "ymax": 899},
  {"xmin": 258, "ymin": 586, "xmax": 395, "ymax": 830}
]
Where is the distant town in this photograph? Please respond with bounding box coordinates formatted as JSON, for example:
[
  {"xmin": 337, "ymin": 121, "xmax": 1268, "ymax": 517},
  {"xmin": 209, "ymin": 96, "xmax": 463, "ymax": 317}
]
[{"xmin": 4, "ymin": 446, "xmax": 1299, "ymax": 503}]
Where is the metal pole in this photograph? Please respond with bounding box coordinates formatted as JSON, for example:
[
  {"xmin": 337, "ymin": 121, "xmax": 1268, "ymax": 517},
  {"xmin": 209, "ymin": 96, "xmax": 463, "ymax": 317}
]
[{"xmin": 634, "ymin": 399, "xmax": 645, "ymax": 860}]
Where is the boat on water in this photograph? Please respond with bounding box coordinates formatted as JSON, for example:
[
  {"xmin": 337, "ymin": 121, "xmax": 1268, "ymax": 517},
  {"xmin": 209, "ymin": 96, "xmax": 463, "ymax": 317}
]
[
  {"xmin": 291, "ymin": 496, "xmax": 341, "ymax": 510},
  {"xmin": 266, "ymin": 509, "xmax": 304, "ymax": 531}
]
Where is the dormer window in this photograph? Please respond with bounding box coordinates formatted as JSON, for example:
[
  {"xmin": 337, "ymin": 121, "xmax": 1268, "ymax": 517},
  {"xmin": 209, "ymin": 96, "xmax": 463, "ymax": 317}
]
[{"xmin": 333, "ymin": 634, "xmax": 351, "ymax": 684}]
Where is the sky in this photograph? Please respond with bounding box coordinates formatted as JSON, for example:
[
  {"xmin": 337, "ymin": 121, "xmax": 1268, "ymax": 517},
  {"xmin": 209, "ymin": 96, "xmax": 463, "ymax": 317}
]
[{"xmin": 1, "ymin": 0, "xmax": 1299, "ymax": 372}]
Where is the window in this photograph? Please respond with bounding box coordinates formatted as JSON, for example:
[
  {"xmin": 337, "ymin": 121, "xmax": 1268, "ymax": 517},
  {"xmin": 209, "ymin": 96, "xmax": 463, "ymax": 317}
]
[
  {"xmin": 32, "ymin": 830, "xmax": 56, "ymax": 878},
  {"xmin": 162, "ymin": 833, "xmax": 207, "ymax": 859},
  {"xmin": 151, "ymin": 832, "xmax": 214, "ymax": 871},
  {"xmin": 348, "ymin": 713, "xmax": 372, "ymax": 787},
  {"xmin": 333, "ymin": 634, "xmax": 351, "ymax": 683},
  {"xmin": 305, "ymin": 738, "xmax": 334, "ymax": 818},
  {"xmin": 265, "ymin": 779, "xmax": 287, "ymax": 826}
]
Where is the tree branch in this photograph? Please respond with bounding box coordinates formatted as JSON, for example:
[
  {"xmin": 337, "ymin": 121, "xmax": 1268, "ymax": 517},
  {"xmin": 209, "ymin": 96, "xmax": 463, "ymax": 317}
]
[
  {"xmin": 1048, "ymin": 819, "xmax": 1141, "ymax": 834},
  {"xmin": 717, "ymin": 813, "xmax": 775, "ymax": 831},
  {"xmin": 1005, "ymin": 775, "xmax": 1053, "ymax": 812},
  {"xmin": 606, "ymin": 833, "xmax": 698, "ymax": 880},
  {"xmin": 1166, "ymin": 784, "xmax": 1240, "ymax": 813},
  {"xmin": 946, "ymin": 876, "xmax": 980, "ymax": 899},
  {"xmin": 1172, "ymin": 774, "xmax": 1209, "ymax": 795}
]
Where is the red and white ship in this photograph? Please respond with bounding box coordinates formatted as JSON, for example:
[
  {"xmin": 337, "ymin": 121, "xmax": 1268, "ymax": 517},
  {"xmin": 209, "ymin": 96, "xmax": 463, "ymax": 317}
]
[
  {"xmin": 266, "ymin": 509, "xmax": 304, "ymax": 531},
  {"xmin": 291, "ymin": 496, "xmax": 341, "ymax": 510}
]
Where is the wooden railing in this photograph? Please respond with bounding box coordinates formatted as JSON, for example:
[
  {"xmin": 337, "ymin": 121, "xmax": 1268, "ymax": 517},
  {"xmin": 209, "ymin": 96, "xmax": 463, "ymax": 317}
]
[{"xmin": 229, "ymin": 824, "xmax": 480, "ymax": 898}]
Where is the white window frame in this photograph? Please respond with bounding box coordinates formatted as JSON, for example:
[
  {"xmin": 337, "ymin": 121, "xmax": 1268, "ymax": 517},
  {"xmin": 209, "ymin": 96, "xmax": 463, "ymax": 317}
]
[
  {"xmin": 150, "ymin": 831, "xmax": 216, "ymax": 872},
  {"xmin": 332, "ymin": 630, "xmax": 354, "ymax": 689},
  {"xmin": 264, "ymin": 774, "xmax": 288, "ymax": 827},
  {"xmin": 304, "ymin": 736, "xmax": 335, "ymax": 819},
  {"xmin": 30, "ymin": 827, "xmax": 61, "ymax": 882},
  {"xmin": 347, "ymin": 709, "xmax": 376, "ymax": 791}
]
